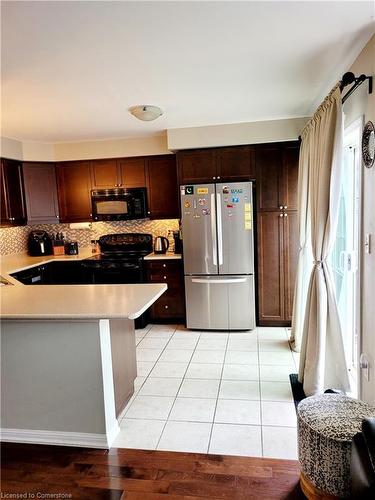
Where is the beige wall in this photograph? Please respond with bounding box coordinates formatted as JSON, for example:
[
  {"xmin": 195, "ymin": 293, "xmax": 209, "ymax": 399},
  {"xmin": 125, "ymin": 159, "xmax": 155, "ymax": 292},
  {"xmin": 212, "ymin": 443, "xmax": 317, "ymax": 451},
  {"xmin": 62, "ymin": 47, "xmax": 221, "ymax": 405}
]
[
  {"xmin": 22, "ymin": 141, "xmax": 55, "ymax": 162},
  {"xmin": 344, "ymin": 35, "xmax": 374, "ymax": 404},
  {"xmin": 0, "ymin": 136, "xmax": 23, "ymax": 160},
  {"xmin": 1, "ymin": 117, "xmax": 309, "ymax": 162},
  {"xmin": 53, "ymin": 133, "xmax": 170, "ymax": 161},
  {"xmin": 0, "ymin": 133, "xmax": 170, "ymax": 162},
  {"xmin": 167, "ymin": 117, "xmax": 309, "ymax": 150}
]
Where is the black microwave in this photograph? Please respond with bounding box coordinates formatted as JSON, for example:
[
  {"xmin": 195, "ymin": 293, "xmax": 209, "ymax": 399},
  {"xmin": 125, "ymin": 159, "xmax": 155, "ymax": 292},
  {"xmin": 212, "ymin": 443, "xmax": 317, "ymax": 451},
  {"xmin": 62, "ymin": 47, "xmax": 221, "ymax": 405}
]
[{"xmin": 91, "ymin": 188, "xmax": 148, "ymax": 221}]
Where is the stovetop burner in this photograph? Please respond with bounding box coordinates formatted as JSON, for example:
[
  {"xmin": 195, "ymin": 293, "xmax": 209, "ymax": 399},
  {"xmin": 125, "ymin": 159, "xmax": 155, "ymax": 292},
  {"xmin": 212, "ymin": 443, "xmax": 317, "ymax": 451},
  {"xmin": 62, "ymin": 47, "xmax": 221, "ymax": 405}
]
[
  {"xmin": 84, "ymin": 233, "xmax": 153, "ymax": 263},
  {"xmin": 84, "ymin": 251, "xmax": 151, "ymax": 262},
  {"xmin": 99, "ymin": 232, "xmax": 153, "ymax": 252}
]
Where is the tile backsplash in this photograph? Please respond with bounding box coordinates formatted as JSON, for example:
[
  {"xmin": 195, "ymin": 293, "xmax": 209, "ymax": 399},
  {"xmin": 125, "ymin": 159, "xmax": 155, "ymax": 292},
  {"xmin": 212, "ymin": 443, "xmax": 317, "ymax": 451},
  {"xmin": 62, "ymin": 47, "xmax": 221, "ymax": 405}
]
[{"xmin": 0, "ymin": 219, "xmax": 179, "ymax": 255}]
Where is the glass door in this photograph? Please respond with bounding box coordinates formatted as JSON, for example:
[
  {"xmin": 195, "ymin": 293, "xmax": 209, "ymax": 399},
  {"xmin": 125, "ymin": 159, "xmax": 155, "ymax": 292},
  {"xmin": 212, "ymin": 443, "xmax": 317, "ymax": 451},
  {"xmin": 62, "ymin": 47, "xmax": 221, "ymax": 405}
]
[{"xmin": 330, "ymin": 119, "xmax": 362, "ymax": 396}]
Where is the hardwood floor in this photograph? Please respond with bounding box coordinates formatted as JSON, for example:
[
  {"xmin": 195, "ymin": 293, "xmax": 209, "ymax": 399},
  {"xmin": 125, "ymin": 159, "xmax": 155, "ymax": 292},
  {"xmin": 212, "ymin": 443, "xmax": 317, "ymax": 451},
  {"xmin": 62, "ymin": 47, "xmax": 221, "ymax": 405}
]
[{"xmin": 1, "ymin": 443, "xmax": 305, "ymax": 499}]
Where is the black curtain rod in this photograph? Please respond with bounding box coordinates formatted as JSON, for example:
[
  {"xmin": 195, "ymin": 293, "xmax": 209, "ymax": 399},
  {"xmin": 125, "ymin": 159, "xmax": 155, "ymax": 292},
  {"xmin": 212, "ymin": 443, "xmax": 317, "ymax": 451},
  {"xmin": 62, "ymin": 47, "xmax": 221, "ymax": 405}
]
[
  {"xmin": 298, "ymin": 71, "xmax": 373, "ymax": 141},
  {"xmin": 340, "ymin": 71, "xmax": 373, "ymax": 104}
]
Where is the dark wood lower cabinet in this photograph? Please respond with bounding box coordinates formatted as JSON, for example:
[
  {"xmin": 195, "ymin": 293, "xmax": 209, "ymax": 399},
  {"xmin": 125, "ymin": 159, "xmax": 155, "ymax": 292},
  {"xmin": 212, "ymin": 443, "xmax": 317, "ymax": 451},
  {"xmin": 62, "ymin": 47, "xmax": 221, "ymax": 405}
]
[
  {"xmin": 257, "ymin": 210, "xmax": 298, "ymax": 326},
  {"xmin": 257, "ymin": 212, "xmax": 285, "ymax": 324},
  {"xmin": 146, "ymin": 260, "xmax": 185, "ymax": 322}
]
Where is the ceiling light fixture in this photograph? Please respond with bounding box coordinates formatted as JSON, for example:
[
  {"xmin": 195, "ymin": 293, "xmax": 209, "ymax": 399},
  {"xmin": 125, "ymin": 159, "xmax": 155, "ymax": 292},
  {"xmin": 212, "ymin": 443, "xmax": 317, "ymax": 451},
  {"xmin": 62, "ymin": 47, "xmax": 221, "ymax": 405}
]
[{"xmin": 129, "ymin": 105, "xmax": 163, "ymax": 121}]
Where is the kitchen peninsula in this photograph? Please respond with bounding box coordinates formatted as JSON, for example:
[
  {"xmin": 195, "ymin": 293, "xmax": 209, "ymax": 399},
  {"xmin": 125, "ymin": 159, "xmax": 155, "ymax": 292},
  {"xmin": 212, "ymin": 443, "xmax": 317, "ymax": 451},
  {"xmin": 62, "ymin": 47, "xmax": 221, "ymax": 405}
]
[{"xmin": 0, "ymin": 251, "xmax": 167, "ymax": 449}]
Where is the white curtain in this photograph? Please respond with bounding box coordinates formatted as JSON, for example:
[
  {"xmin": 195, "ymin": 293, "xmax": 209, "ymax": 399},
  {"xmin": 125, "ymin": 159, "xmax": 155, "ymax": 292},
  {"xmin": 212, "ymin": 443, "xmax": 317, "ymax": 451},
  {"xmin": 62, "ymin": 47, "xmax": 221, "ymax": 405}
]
[{"xmin": 293, "ymin": 83, "xmax": 351, "ymax": 396}]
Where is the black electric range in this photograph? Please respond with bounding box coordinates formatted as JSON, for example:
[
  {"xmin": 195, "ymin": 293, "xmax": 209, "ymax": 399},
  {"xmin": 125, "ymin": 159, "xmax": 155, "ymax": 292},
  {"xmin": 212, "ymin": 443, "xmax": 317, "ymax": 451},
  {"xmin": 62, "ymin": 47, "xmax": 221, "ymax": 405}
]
[
  {"xmin": 82, "ymin": 233, "xmax": 154, "ymax": 327},
  {"xmin": 82, "ymin": 233, "xmax": 153, "ymax": 283}
]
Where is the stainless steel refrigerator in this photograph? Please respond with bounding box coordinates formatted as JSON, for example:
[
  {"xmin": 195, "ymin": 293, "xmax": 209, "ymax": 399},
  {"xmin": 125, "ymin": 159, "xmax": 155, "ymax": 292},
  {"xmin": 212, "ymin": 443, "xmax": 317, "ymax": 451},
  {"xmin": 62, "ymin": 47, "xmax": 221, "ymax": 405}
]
[{"xmin": 181, "ymin": 181, "xmax": 256, "ymax": 330}]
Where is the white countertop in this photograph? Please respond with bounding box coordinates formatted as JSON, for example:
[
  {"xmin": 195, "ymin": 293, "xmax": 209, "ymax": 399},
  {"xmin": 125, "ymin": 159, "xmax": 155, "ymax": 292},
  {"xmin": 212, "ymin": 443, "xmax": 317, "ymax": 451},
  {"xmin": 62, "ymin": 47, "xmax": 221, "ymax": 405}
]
[
  {"xmin": 0, "ymin": 249, "xmax": 182, "ymax": 278},
  {"xmin": 0, "ymin": 247, "xmax": 94, "ymax": 277},
  {"xmin": 144, "ymin": 252, "xmax": 182, "ymax": 261},
  {"xmin": 0, "ymin": 248, "xmax": 167, "ymax": 320},
  {"xmin": 0, "ymin": 283, "xmax": 167, "ymax": 320}
]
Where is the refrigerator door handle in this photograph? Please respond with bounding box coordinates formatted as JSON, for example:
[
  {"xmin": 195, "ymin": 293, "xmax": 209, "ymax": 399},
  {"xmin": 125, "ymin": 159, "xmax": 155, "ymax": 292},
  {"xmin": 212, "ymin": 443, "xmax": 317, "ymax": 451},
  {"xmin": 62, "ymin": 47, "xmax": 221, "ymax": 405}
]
[
  {"xmin": 191, "ymin": 278, "xmax": 247, "ymax": 284},
  {"xmin": 216, "ymin": 193, "xmax": 223, "ymax": 265},
  {"xmin": 211, "ymin": 193, "xmax": 217, "ymax": 266}
]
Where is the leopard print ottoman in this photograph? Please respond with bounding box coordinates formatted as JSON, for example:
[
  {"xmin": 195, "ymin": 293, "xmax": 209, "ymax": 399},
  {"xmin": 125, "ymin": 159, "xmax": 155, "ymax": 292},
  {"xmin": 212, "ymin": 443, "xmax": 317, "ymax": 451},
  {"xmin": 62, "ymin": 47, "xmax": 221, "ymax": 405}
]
[{"xmin": 297, "ymin": 394, "xmax": 375, "ymax": 498}]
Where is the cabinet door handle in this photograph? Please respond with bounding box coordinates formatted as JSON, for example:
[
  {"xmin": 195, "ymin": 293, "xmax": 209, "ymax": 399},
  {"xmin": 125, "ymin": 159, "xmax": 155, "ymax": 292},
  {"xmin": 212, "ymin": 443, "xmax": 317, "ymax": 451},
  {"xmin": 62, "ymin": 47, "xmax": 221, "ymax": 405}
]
[
  {"xmin": 163, "ymin": 264, "xmax": 166, "ymax": 268},
  {"xmin": 164, "ymin": 305, "xmax": 169, "ymax": 309},
  {"xmin": 284, "ymin": 205, "xmax": 288, "ymax": 209},
  {"xmin": 213, "ymin": 176, "xmax": 216, "ymax": 180},
  {"xmin": 217, "ymin": 176, "xmax": 221, "ymax": 180},
  {"xmin": 279, "ymin": 213, "xmax": 284, "ymax": 218},
  {"xmin": 163, "ymin": 276, "xmax": 167, "ymax": 280},
  {"xmin": 284, "ymin": 213, "xmax": 288, "ymax": 217},
  {"xmin": 279, "ymin": 206, "xmax": 283, "ymax": 210}
]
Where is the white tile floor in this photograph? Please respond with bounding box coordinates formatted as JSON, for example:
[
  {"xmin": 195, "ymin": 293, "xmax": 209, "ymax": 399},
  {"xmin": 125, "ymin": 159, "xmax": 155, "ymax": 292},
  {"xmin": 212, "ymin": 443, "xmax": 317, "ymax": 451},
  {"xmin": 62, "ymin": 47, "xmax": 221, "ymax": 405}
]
[{"xmin": 113, "ymin": 324, "xmax": 298, "ymax": 459}]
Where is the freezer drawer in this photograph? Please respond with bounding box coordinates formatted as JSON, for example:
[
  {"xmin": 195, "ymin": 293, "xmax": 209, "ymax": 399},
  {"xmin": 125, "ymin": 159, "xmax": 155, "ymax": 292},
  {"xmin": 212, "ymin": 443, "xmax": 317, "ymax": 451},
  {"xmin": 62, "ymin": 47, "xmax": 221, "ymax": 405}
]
[{"xmin": 185, "ymin": 275, "xmax": 256, "ymax": 330}]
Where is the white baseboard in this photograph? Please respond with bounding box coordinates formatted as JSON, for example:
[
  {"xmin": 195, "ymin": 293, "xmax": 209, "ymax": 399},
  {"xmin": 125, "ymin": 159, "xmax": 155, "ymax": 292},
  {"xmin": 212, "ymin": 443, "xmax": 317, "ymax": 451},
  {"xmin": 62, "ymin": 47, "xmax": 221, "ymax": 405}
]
[{"xmin": 0, "ymin": 427, "xmax": 113, "ymax": 449}]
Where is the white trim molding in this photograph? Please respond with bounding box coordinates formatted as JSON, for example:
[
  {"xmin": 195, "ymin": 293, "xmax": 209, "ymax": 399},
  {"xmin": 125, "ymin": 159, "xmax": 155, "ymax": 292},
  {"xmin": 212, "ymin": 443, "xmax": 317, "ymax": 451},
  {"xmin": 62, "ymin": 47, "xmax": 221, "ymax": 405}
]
[{"xmin": 0, "ymin": 427, "xmax": 119, "ymax": 449}]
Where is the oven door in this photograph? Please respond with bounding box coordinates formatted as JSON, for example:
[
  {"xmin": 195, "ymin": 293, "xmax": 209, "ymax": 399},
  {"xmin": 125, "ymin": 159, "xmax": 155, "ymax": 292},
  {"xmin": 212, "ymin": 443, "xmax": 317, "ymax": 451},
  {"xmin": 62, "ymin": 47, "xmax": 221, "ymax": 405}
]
[{"xmin": 81, "ymin": 261, "xmax": 144, "ymax": 284}]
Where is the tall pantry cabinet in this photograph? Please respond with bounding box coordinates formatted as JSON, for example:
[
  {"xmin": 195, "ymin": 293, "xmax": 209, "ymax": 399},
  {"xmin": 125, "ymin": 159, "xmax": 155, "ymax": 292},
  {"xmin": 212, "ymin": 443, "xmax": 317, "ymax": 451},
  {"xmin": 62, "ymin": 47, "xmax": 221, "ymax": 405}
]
[{"xmin": 256, "ymin": 143, "xmax": 299, "ymax": 325}]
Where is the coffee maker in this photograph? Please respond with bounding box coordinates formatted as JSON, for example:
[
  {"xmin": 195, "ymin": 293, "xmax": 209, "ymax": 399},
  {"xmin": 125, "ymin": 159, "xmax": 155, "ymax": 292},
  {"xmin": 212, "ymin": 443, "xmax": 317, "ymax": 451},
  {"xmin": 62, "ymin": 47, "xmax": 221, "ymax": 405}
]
[{"xmin": 28, "ymin": 231, "xmax": 53, "ymax": 256}]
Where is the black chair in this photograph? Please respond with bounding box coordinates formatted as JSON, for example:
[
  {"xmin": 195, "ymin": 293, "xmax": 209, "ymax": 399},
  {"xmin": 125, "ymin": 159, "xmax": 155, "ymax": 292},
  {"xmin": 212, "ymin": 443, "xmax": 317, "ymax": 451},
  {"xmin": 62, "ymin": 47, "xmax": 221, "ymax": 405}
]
[{"xmin": 351, "ymin": 417, "xmax": 375, "ymax": 499}]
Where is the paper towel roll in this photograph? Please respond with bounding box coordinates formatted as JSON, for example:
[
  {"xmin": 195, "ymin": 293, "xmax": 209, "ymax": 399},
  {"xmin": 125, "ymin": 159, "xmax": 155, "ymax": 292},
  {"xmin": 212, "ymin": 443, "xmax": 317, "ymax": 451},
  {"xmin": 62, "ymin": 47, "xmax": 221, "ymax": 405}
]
[{"xmin": 69, "ymin": 222, "xmax": 92, "ymax": 230}]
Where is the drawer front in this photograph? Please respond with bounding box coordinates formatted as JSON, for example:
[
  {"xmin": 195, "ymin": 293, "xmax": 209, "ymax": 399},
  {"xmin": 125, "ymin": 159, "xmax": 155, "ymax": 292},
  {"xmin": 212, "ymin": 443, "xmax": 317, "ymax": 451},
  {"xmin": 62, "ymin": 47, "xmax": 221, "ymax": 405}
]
[
  {"xmin": 151, "ymin": 288, "xmax": 185, "ymax": 319},
  {"xmin": 146, "ymin": 260, "xmax": 181, "ymax": 271},
  {"xmin": 146, "ymin": 260, "xmax": 185, "ymax": 320},
  {"xmin": 147, "ymin": 270, "xmax": 181, "ymax": 285},
  {"xmin": 146, "ymin": 260, "xmax": 183, "ymax": 285}
]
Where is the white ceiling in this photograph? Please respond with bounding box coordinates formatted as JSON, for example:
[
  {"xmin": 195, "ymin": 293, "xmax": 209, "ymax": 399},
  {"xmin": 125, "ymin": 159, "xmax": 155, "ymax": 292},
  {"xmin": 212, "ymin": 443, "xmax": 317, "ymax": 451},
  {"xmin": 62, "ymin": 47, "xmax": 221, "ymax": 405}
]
[{"xmin": 1, "ymin": 1, "xmax": 374, "ymax": 142}]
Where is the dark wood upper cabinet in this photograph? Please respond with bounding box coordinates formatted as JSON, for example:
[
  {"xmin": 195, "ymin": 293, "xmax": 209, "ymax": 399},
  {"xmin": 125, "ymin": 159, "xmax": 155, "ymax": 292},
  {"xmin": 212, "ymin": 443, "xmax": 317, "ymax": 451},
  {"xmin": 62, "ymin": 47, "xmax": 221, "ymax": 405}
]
[
  {"xmin": 90, "ymin": 159, "xmax": 120, "ymax": 188},
  {"xmin": 177, "ymin": 149, "xmax": 217, "ymax": 185},
  {"xmin": 0, "ymin": 166, "xmax": 8, "ymax": 225},
  {"xmin": 118, "ymin": 158, "xmax": 146, "ymax": 188},
  {"xmin": 0, "ymin": 158, "xmax": 26, "ymax": 226},
  {"xmin": 146, "ymin": 155, "xmax": 178, "ymax": 219},
  {"xmin": 177, "ymin": 146, "xmax": 255, "ymax": 185},
  {"xmin": 217, "ymin": 146, "xmax": 255, "ymax": 181},
  {"xmin": 23, "ymin": 162, "xmax": 59, "ymax": 224},
  {"xmin": 56, "ymin": 161, "xmax": 92, "ymax": 222},
  {"xmin": 255, "ymin": 145, "xmax": 282, "ymax": 211},
  {"xmin": 281, "ymin": 145, "xmax": 299, "ymax": 211}
]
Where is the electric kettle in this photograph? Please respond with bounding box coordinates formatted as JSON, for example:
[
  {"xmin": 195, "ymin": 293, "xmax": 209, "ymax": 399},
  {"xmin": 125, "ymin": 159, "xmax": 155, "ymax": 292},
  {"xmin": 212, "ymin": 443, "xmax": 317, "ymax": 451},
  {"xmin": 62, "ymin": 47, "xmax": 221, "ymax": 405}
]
[{"xmin": 154, "ymin": 236, "xmax": 169, "ymax": 254}]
